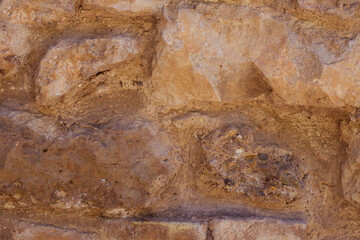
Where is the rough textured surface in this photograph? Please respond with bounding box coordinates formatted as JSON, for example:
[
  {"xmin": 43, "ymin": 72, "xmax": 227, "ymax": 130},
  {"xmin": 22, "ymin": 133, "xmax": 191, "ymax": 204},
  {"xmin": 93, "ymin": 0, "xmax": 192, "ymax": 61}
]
[
  {"xmin": 82, "ymin": 0, "xmax": 170, "ymax": 14},
  {"xmin": 1, "ymin": 0, "xmax": 360, "ymax": 239},
  {"xmin": 209, "ymin": 218, "xmax": 306, "ymax": 240},
  {"xmin": 36, "ymin": 36, "xmax": 138, "ymax": 106},
  {"xmin": 15, "ymin": 221, "xmax": 98, "ymax": 240},
  {"xmin": 153, "ymin": 3, "xmax": 360, "ymax": 108}
]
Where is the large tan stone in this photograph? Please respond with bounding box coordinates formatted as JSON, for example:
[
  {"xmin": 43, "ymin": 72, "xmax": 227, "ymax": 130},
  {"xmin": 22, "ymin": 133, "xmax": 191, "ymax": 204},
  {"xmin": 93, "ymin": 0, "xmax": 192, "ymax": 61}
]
[
  {"xmin": 1, "ymin": 0, "xmax": 360, "ymax": 238},
  {"xmin": 153, "ymin": 3, "xmax": 360, "ymax": 108},
  {"xmin": 199, "ymin": 125, "xmax": 304, "ymax": 205},
  {"xmin": 0, "ymin": 105, "xmax": 64, "ymax": 140},
  {"xmin": 0, "ymin": 22, "xmax": 31, "ymax": 78},
  {"xmin": 0, "ymin": 117, "xmax": 180, "ymax": 212},
  {"xmin": 36, "ymin": 36, "xmax": 138, "ymax": 106},
  {"xmin": 319, "ymin": 36, "xmax": 360, "ymax": 107},
  {"xmin": 82, "ymin": 0, "xmax": 169, "ymax": 15},
  {"xmin": 298, "ymin": 0, "xmax": 359, "ymax": 18},
  {"xmin": 341, "ymin": 119, "xmax": 360, "ymax": 205},
  {"xmin": 0, "ymin": 0, "xmax": 79, "ymax": 25},
  {"xmin": 15, "ymin": 221, "xmax": 98, "ymax": 240},
  {"xmin": 152, "ymin": 3, "xmax": 327, "ymax": 107},
  {"xmin": 209, "ymin": 219, "xmax": 306, "ymax": 240},
  {"xmin": 101, "ymin": 220, "xmax": 207, "ymax": 240}
]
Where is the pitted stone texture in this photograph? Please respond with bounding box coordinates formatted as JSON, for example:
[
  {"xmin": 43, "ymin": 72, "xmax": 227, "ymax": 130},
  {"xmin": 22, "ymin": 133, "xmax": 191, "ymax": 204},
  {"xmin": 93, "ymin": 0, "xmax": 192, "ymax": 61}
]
[
  {"xmin": 82, "ymin": 0, "xmax": 169, "ymax": 14},
  {"xmin": 341, "ymin": 119, "xmax": 360, "ymax": 205},
  {"xmin": 153, "ymin": 3, "xmax": 360, "ymax": 108},
  {"xmin": 298, "ymin": 0, "xmax": 359, "ymax": 18},
  {"xmin": 0, "ymin": 22, "xmax": 31, "ymax": 78},
  {"xmin": 0, "ymin": 106, "xmax": 65, "ymax": 140},
  {"xmin": 15, "ymin": 221, "xmax": 98, "ymax": 240},
  {"xmin": 0, "ymin": 0, "xmax": 79, "ymax": 25},
  {"xmin": 209, "ymin": 219, "xmax": 305, "ymax": 240},
  {"xmin": 0, "ymin": 118, "xmax": 180, "ymax": 211},
  {"xmin": 102, "ymin": 220, "xmax": 207, "ymax": 240},
  {"xmin": 153, "ymin": 4, "xmax": 327, "ymax": 107},
  {"xmin": 319, "ymin": 35, "xmax": 360, "ymax": 107},
  {"xmin": 36, "ymin": 36, "xmax": 138, "ymax": 106},
  {"xmin": 198, "ymin": 125, "xmax": 305, "ymax": 206}
]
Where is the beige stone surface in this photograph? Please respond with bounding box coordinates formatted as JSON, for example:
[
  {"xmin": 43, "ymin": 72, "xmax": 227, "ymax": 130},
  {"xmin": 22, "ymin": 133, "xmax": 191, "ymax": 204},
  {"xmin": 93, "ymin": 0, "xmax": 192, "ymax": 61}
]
[
  {"xmin": 298, "ymin": 0, "xmax": 359, "ymax": 18},
  {"xmin": 36, "ymin": 36, "xmax": 138, "ymax": 107},
  {"xmin": 0, "ymin": 22, "xmax": 31, "ymax": 78},
  {"xmin": 319, "ymin": 35, "xmax": 360, "ymax": 106},
  {"xmin": 0, "ymin": 0, "xmax": 79, "ymax": 25},
  {"xmin": 341, "ymin": 117, "xmax": 360, "ymax": 205},
  {"xmin": 15, "ymin": 221, "xmax": 98, "ymax": 240},
  {"xmin": 101, "ymin": 220, "xmax": 207, "ymax": 240},
  {"xmin": 209, "ymin": 218, "xmax": 306, "ymax": 240},
  {"xmin": 153, "ymin": 4, "xmax": 325, "ymax": 107},
  {"xmin": 200, "ymin": 124, "xmax": 304, "ymax": 205},
  {"xmin": 153, "ymin": 3, "xmax": 360, "ymax": 108},
  {"xmin": 82, "ymin": 0, "xmax": 169, "ymax": 14},
  {"xmin": 1, "ymin": 0, "xmax": 360, "ymax": 239},
  {"xmin": 0, "ymin": 117, "xmax": 180, "ymax": 212}
]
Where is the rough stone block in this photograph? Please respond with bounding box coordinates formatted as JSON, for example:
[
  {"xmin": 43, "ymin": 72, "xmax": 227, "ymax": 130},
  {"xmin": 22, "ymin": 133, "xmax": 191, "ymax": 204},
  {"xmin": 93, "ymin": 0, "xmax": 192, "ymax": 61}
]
[
  {"xmin": 14, "ymin": 221, "xmax": 98, "ymax": 240},
  {"xmin": 101, "ymin": 220, "xmax": 207, "ymax": 240},
  {"xmin": 209, "ymin": 219, "xmax": 306, "ymax": 240}
]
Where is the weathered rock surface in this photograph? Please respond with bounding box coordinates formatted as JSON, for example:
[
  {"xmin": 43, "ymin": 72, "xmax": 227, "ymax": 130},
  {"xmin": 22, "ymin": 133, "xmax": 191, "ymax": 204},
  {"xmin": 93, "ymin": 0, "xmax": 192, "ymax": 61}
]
[
  {"xmin": 82, "ymin": 0, "xmax": 169, "ymax": 15},
  {"xmin": 153, "ymin": 4, "xmax": 323, "ymax": 107},
  {"xmin": 200, "ymin": 125, "xmax": 304, "ymax": 205},
  {"xmin": 1, "ymin": 0, "xmax": 360, "ymax": 239},
  {"xmin": 101, "ymin": 220, "xmax": 207, "ymax": 240},
  {"xmin": 209, "ymin": 218, "xmax": 306, "ymax": 240},
  {"xmin": 36, "ymin": 36, "xmax": 138, "ymax": 107},
  {"xmin": 0, "ymin": 117, "xmax": 180, "ymax": 214},
  {"xmin": 0, "ymin": 0, "xmax": 79, "ymax": 25},
  {"xmin": 15, "ymin": 221, "xmax": 98, "ymax": 240},
  {"xmin": 341, "ymin": 117, "xmax": 360, "ymax": 205},
  {"xmin": 1, "ymin": 215, "xmax": 208, "ymax": 240},
  {"xmin": 0, "ymin": 23, "xmax": 31, "ymax": 79},
  {"xmin": 153, "ymin": 3, "xmax": 360, "ymax": 108},
  {"xmin": 298, "ymin": 0, "xmax": 360, "ymax": 18},
  {"xmin": 320, "ymin": 35, "xmax": 360, "ymax": 106}
]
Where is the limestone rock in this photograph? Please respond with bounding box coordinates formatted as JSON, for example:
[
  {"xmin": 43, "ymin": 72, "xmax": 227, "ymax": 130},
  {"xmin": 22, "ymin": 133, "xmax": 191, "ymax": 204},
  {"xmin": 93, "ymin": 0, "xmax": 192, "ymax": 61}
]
[
  {"xmin": 209, "ymin": 218, "xmax": 306, "ymax": 240},
  {"xmin": 0, "ymin": 106, "xmax": 65, "ymax": 140},
  {"xmin": 0, "ymin": 118, "xmax": 180, "ymax": 212},
  {"xmin": 341, "ymin": 119, "xmax": 360, "ymax": 205},
  {"xmin": 82, "ymin": 0, "xmax": 169, "ymax": 15},
  {"xmin": 36, "ymin": 36, "xmax": 138, "ymax": 107},
  {"xmin": 0, "ymin": 22, "xmax": 31, "ymax": 78},
  {"xmin": 101, "ymin": 220, "xmax": 207, "ymax": 240},
  {"xmin": 0, "ymin": 0, "xmax": 79, "ymax": 25},
  {"xmin": 200, "ymin": 126, "xmax": 304, "ymax": 204},
  {"xmin": 15, "ymin": 221, "xmax": 98, "ymax": 240},
  {"xmin": 319, "ymin": 35, "xmax": 360, "ymax": 107},
  {"xmin": 153, "ymin": 3, "xmax": 327, "ymax": 107},
  {"xmin": 153, "ymin": 3, "xmax": 360, "ymax": 108},
  {"xmin": 298, "ymin": 0, "xmax": 359, "ymax": 18},
  {"xmin": 2, "ymin": 0, "xmax": 360, "ymax": 238}
]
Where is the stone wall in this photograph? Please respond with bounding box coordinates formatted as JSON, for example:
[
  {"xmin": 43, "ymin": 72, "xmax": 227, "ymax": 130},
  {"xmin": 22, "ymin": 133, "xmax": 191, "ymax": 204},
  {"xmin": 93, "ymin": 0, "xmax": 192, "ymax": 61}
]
[{"xmin": 1, "ymin": 0, "xmax": 360, "ymax": 239}]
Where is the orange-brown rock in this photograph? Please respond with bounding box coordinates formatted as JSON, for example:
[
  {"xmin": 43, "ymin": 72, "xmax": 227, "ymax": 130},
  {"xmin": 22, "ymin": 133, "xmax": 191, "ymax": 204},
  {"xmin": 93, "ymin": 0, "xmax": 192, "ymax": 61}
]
[
  {"xmin": 1, "ymin": 0, "xmax": 360, "ymax": 239},
  {"xmin": 0, "ymin": 114, "xmax": 180, "ymax": 213},
  {"xmin": 153, "ymin": 3, "xmax": 325, "ymax": 107},
  {"xmin": 298, "ymin": 0, "xmax": 359, "ymax": 18},
  {"xmin": 36, "ymin": 36, "xmax": 139, "ymax": 107},
  {"xmin": 101, "ymin": 220, "xmax": 207, "ymax": 240},
  {"xmin": 0, "ymin": 0, "xmax": 79, "ymax": 25},
  {"xmin": 153, "ymin": 3, "xmax": 360, "ymax": 108},
  {"xmin": 209, "ymin": 218, "xmax": 306, "ymax": 240},
  {"xmin": 0, "ymin": 23, "xmax": 31, "ymax": 78},
  {"xmin": 82, "ymin": 0, "xmax": 169, "ymax": 15},
  {"xmin": 15, "ymin": 221, "xmax": 98, "ymax": 240}
]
